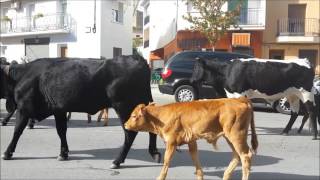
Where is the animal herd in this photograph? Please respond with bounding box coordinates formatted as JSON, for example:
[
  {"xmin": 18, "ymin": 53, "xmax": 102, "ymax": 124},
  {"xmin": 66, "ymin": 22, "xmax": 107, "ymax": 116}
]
[{"xmin": 0, "ymin": 55, "xmax": 319, "ymax": 180}]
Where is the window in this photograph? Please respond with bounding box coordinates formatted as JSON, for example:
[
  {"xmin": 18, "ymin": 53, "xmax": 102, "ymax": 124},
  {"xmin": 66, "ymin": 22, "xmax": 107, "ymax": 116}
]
[
  {"xmin": 136, "ymin": 10, "xmax": 143, "ymax": 28},
  {"xmin": 112, "ymin": 2, "xmax": 123, "ymax": 23},
  {"xmin": 113, "ymin": 47, "xmax": 122, "ymax": 58},
  {"xmin": 187, "ymin": 0, "xmax": 193, "ymax": 12},
  {"xmin": 1, "ymin": 8, "xmax": 8, "ymax": 17},
  {"xmin": 0, "ymin": 46, "xmax": 7, "ymax": 56},
  {"xmin": 169, "ymin": 53, "xmax": 198, "ymax": 69},
  {"xmin": 232, "ymin": 47, "xmax": 254, "ymax": 57}
]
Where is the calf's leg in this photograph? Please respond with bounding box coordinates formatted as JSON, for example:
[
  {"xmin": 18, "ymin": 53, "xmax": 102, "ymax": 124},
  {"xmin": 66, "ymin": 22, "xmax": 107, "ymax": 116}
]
[
  {"xmin": 223, "ymin": 139, "xmax": 240, "ymax": 180},
  {"xmin": 2, "ymin": 111, "xmax": 28, "ymax": 160},
  {"xmin": 97, "ymin": 108, "xmax": 109, "ymax": 126},
  {"xmin": 54, "ymin": 113, "xmax": 69, "ymax": 161},
  {"xmin": 229, "ymin": 136, "xmax": 252, "ymax": 180},
  {"xmin": 157, "ymin": 143, "xmax": 176, "ymax": 180},
  {"xmin": 188, "ymin": 141, "xmax": 203, "ymax": 180},
  {"xmin": 102, "ymin": 108, "xmax": 109, "ymax": 126}
]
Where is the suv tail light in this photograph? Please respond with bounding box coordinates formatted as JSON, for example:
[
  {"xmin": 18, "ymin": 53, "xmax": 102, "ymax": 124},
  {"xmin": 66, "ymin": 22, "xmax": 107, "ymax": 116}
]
[{"xmin": 161, "ymin": 68, "xmax": 172, "ymax": 80}]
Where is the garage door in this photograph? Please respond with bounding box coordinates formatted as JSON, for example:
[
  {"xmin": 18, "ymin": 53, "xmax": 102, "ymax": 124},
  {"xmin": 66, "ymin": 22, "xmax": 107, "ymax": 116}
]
[{"xmin": 26, "ymin": 44, "xmax": 49, "ymax": 61}]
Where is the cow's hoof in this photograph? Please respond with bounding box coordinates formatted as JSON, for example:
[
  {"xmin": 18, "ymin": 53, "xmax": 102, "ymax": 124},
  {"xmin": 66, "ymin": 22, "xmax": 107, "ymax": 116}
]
[
  {"xmin": 281, "ymin": 131, "xmax": 289, "ymax": 135},
  {"xmin": 151, "ymin": 152, "xmax": 161, "ymax": 163},
  {"xmin": 1, "ymin": 122, "xmax": 7, "ymax": 126},
  {"xmin": 57, "ymin": 155, "xmax": 68, "ymax": 161},
  {"xmin": 109, "ymin": 163, "xmax": 120, "ymax": 169},
  {"xmin": 2, "ymin": 153, "xmax": 13, "ymax": 160}
]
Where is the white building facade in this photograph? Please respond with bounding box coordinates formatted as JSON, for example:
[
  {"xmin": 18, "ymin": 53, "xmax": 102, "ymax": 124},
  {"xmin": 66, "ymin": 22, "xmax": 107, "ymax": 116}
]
[{"xmin": 0, "ymin": 0, "xmax": 133, "ymax": 63}]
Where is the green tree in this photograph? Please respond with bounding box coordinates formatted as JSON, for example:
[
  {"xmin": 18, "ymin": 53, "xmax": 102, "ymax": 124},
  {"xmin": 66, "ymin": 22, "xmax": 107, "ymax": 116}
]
[{"xmin": 184, "ymin": 0, "xmax": 243, "ymax": 47}]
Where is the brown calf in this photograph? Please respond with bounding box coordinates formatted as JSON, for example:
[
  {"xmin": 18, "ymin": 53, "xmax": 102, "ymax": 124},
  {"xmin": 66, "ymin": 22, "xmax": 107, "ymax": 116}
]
[{"xmin": 125, "ymin": 97, "xmax": 258, "ymax": 180}]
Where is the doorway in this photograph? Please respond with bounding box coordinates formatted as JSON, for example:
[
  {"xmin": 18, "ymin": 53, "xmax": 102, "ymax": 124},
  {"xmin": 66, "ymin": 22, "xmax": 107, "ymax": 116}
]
[
  {"xmin": 24, "ymin": 37, "xmax": 50, "ymax": 61},
  {"xmin": 60, "ymin": 46, "xmax": 68, "ymax": 57},
  {"xmin": 269, "ymin": 49, "xmax": 284, "ymax": 60},
  {"xmin": 299, "ymin": 49, "xmax": 318, "ymax": 70},
  {"xmin": 288, "ymin": 4, "xmax": 306, "ymax": 35}
]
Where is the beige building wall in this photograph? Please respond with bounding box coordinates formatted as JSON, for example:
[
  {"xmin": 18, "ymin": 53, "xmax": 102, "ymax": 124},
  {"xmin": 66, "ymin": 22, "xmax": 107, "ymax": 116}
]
[{"xmin": 263, "ymin": 0, "xmax": 320, "ymax": 75}]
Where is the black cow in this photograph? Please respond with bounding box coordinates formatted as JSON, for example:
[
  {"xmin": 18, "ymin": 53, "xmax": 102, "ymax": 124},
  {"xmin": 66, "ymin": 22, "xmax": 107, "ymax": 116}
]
[
  {"xmin": 191, "ymin": 57, "xmax": 318, "ymax": 140},
  {"xmin": 0, "ymin": 59, "xmax": 35, "ymax": 128},
  {"xmin": 0, "ymin": 55, "xmax": 161, "ymax": 168},
  {"xmin": 0, "ymin": 58, "xmax": 17, "ymax": 126}
]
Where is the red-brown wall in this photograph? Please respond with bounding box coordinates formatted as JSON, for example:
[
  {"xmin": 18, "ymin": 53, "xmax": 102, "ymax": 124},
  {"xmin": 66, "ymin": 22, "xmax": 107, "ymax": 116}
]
[{"xmin": 150, "ymin": 30, "xmax": 263, "ymax": 63}]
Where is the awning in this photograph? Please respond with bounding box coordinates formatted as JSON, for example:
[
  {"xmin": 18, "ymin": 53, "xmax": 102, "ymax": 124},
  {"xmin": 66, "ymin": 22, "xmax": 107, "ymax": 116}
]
[
  {"xmin": 232, "ymin": 33, "xmax": 251, "ymax": 47},
  {"xmin": 149, "ymin": 48, "xmax": 164, "ymax": 61},
  {"xmin": 149, "ymin": 53, "xmax": 162, "ymax": 60}
]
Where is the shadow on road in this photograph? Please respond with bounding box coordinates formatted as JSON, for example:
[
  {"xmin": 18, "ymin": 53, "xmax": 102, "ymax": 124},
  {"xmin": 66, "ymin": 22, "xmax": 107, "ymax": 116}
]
[
  {"xmin": 207, "ymin": 170, "xmax": 319, "ymax": 180},
  {"xmin": 0, "ymin": 116, "xmax": 122, "ymax": 128},
  {"xmin": 67, "ymin": 148, "xmax": 281, "ymax": 169},
  {"xmin": 256, "ymin": 126, "xmax": 316, "ymax": 137}
]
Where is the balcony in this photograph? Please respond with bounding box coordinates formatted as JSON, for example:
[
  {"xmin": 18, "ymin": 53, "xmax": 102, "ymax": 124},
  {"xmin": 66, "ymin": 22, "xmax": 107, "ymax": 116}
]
[
  {"xmin": 238, "ymin": 8, "xmax": 263, "ymax": 25},
  {"xmin": 0, "ymin": 13, "xmax": 73, "ymax": 37},
  {"xmin": 277, "ymin": 18, "xmax": 320, "ymax": 43}
]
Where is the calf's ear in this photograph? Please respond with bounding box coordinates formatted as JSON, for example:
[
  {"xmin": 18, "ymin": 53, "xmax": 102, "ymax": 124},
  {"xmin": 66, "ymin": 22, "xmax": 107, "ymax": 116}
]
[
  {"xmin": 138, "ymin": 106, "xmax": 147, "ymax": 116},
  {"xmin": 148, "ymin": 102, "xmax": 156, "ymax": 106}
]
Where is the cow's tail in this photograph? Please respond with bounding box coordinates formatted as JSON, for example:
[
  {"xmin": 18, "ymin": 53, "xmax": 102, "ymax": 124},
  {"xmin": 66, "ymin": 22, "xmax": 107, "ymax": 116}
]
[{"xmin": 248, "ymin": 101, "xmax": 258, "ymax": 155}]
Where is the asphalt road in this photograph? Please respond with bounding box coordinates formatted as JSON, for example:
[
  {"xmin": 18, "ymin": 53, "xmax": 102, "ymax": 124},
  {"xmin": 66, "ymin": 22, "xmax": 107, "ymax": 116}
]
[{"xmin": 0, "ymin": 86, "xmax": 319, "ymax": 180}]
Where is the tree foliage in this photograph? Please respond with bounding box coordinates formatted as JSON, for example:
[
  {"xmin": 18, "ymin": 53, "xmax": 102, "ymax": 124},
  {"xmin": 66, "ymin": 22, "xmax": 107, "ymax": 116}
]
[{"xmin": 184, "ymin": 0, "xmax": 243, "ymax": 46}]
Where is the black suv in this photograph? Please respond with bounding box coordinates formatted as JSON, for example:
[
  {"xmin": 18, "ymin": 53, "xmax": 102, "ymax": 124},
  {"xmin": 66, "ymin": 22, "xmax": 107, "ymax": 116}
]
[{"xmin": 159, "ymin": 51, "xmax": 252, "ymax": 102}]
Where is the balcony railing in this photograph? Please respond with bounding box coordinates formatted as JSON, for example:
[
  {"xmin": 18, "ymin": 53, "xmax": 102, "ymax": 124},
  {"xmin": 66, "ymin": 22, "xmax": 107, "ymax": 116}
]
[
  {"xmin": 0, "ymin": 13, "xmax": 73, "ymax": 35},
  {"xmin": 277, "ymin": 18, "xmax": 320, "ymax": 36},
  {"xmin": 238, "ymin": 8, "xmax": 263, "ymax": 25}
]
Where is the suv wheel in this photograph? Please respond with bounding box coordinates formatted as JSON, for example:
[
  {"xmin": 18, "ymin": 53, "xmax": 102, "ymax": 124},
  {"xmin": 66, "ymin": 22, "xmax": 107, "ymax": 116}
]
[
  {"xmin": 275, "ymin": 98, "xmax": 291, "ymax": 115},
  {"xmin": 174, "ymin": 85, "xmax": 197, "ymax": 102}
]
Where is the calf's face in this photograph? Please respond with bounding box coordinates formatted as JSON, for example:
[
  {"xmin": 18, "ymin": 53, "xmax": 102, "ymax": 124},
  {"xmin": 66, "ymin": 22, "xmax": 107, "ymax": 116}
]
[{"xmin": 125, "ymin": 104, "xmax": 149, "ymax": 132}]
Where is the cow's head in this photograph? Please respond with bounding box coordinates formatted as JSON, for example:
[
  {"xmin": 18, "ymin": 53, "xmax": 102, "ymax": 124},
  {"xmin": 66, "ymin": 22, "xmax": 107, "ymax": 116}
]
[
  {"xmin": 190, "ymin": 57, "xmax": 206, "ymax": 85},
  {"xmin": 125, "ymin": 103, "xmax": 156, "ymax": 132},
  {"xmin": 191, "ymin": 57, "xmax": 223, "ymax": 85}
]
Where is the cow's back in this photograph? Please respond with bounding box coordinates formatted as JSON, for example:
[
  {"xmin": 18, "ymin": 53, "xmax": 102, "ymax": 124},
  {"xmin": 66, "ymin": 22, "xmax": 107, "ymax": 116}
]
[
  {"xmin": 12, "ymin": 56, "xmax": 153, "ymax": 119},
  {"xmin": 225, "ymin": 60, "xmax": 314, "ymax": 95}
]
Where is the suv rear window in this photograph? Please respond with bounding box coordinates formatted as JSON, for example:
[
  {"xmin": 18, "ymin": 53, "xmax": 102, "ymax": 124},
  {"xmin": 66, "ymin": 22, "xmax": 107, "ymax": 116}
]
[
  {"xmin": 167, "ymin": 51, "xmax": 252, "ymax": 69},
  {"xmin": 169, "ymin": 53, "xmax": 198, "ymax": 69}
]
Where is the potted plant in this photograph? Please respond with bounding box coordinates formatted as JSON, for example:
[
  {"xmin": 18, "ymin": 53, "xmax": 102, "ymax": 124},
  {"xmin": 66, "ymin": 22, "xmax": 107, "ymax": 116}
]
[
  {"xmin": 1, "ymin": 16, "xmax": 12, "ymax": 31},
  {"xmin": 33, "ymin": 13, "xmax": 44, "ymax": 29},
  {"xmin": 33, "ymin": 13, "xmax": 44, "ymax": 19}
]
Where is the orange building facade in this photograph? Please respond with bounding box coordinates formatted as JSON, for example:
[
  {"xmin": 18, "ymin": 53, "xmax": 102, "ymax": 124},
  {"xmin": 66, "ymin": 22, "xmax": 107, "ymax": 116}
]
[{"xmin": 150, "ymin": 30, "xmax": 263, "ymax": 64}]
